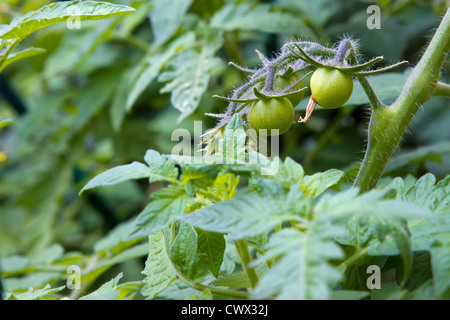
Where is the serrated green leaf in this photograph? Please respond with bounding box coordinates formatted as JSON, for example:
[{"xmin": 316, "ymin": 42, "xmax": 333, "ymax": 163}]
[
  {"xmin": 126, "ymin": 186, "xmax": 193, "ymax": 240},
  {"xmin": 80, "ymin": 150, "xmax": 178, "ymax": 195},
  {"xmin": 384, "ymin": 174, "xmax": 450, "ymax": 251},
  {"xmin": 252, "ymin": 222, "xmax": 344, "ymax": 300},
  {"xmin": 80, "ymin": 273, "xmax": 141, "ymax": 300},
  {"xmin": 266, "ymin": 157, "xmax": 305, "ymax": 190},
  {"xmin": 195, "ymin": 229, "xmax": 225, "ymax": 278},
  {"xmin": 180, "ymin": 164, "xmax": 222, "ymax": 194},
  {"xmin": 141, "ymin": 231, "xmax": 176, "ymax": 299},
  {"xmin": 143, "ymin": 149, "xmax": 179, "ymax": 184},
  {"xmin": 210, "ymin": 173, "xmax": 240, "ymax": 201},
  {"xmin": 407, "ymin": 279, "xmax": 437, "ymax": 300},
  {"xmin": 1, "ymin": 256, "xmax": 30, "ymax": 275},
  {"xmin": 0, "ymin": 0, "xmax": 135, "ymax": 40},
  {"xmin": 181, "ymin": 192, "xmax": 300, "ymax": 240},
  {"xmin": 317, "ymin": 186, "xmax": 437, "ymax": 286},
  {"xmin": 205, "ymin": 114, "xmax": 251, "ymax": 166},
  {"xmin": 169, "ymin": 223, "xmax": 208, "ymax": 281},
  {"xmin": 315, "ymin": 187, "xmax": 432, "ymax": 220},
  {"xmin": 79, "ymin": 161, "xmax": 152, "ymax": 195},
  {"xmin": 430, "ymin": 233, "xmax": 450, "ymax": 299},
  {"xmin": 301, "ymin": 169, "xmax": 345, "ymax": 198},
  {"xmin": 0, "ymin": 47, "xmax": 45, "ymax": 72},
  {"xmin": 34, "ymin": 244, "xmax": 64, "ymax": 266},
  {"xmin": 6, "ymin": 284, "xmax": 65, "ymax": 300}
]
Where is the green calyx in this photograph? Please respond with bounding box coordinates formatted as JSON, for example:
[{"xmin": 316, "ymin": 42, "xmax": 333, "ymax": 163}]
[{"xmin": 284, "ymin": 41, "xmax": 408, "ymax": 77}]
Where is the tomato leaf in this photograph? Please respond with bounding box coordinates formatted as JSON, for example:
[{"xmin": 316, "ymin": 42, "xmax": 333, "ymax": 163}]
[
  {"xmin": 0, "ymin": 47, "xmax": 46, "ymax": 72},
  {"xmin": 252, "ymin": 222, "xmax": 344, "ymax": 300},
  {"xmin": 211, "ymin": 2, "xmax": 314, "ymax": 37},
  {"xmin": 126, "ymin": 186, "xmax": 193, "ymax": 240},
  {"xmin": 141, "ymin": 231, "xmax": 177, "ymax": 299},
  {"xmin": 149, "ymin": 0, "xmax": 194, "ymax": 46},
  {"xmin": 79, "ymin": 161, "xmax": 152, "ymax": 195},
  {"xmin": 0, "ymin": 0, "xmax": 135, "ymax": 40},
  {"xmin": 169, "ymin": 223, "xmax": 209, "ymax": 281},
  {"xmin": 195, "ymin": 229, "xmax": 226, "ymax": 278}
]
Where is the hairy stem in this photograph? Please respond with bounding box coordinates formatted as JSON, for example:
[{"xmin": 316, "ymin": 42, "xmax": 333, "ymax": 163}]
[
  {"xmin": 433, "ymin": 81, "xmax": 450, "ymax": 98},
  {"xmin": 235, "ymin": 239, "xmax": 259, "ymax": 288},
  {"xmin": 176, "ymin": 274, "xmax": 250, "ymax": 299},
  {"xmin": 354, "ymin": 7, "xmax": 450, "ymax": 192},
  {"xmin": 356, "ymin": 76, "xmax": 384, "ymax": 110}
]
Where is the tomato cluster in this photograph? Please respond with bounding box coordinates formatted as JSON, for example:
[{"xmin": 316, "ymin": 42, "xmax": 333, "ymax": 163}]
[{"xmin": 248, "ymin": 67, "xmax": 354, "ymax": 136}]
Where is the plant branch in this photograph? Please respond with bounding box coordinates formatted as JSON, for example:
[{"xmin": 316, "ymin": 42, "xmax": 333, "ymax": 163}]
[
  {"xmin": 234, "ymin": 239, "xmax": 259, "ymax": 288},
  {"xmin": 354, "ymin": 7, "xmax": 450, "ymax": 192},
  {"xmin": 356, "ymin": 76, "xmax": 384, "ymax": 111},
  {"xmin": 337, "ymin": 247, "xmax": 369, "ymax": 272},
  {"xmin": 433, "ymin": 81, "xmax": 450, "ymax": 98},
  {"xmin": 176, "ymin": 274, "xmax": 250, "ymax": 299}
]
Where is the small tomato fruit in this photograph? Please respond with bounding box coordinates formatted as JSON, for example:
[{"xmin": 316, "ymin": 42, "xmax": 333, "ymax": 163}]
[
  {"xmin": 310, "ymin": 68, "xmax": 353, "ymax": 109},
  {"xmin": 248, "ymin": 97, "xmax": 294, "ymax": 136}
]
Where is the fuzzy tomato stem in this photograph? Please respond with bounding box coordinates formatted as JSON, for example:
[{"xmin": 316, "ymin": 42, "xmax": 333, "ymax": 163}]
[{"xmin": 354, "ymin": 7, "xmax": 450, "ymax": 192}]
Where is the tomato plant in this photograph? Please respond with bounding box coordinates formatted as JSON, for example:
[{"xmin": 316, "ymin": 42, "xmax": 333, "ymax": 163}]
[{"xmin": 0, "ymin": 0, "xmax": 449, "ymax": 305}]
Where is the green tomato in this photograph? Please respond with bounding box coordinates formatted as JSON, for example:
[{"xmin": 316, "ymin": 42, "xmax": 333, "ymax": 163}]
[
  {"xmin": 310, "ymin": 68, "xmax": 353, "ymax": 109},
  {"xmin": 274, "ymin": 73, "xmax": 305, "ymax": 106},
  {"xmin": 248, "ymin": 97, "xmax": 294, "ymax": 136}
]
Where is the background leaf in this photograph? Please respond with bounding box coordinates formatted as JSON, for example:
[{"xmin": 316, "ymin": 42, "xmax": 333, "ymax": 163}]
[
  {"xmin": 0, "ymin": 0, "xmax": 135, "ymax": 40},
  {"xmin": 149, "ymin": 0, "xmax": 194, "ymax": 46},
  {"xmin": 158, "ymin": 27, "xmax": 224, "ymax": 122},
  {"xmin": 211, "ymin": 2, "xmax": 314, "ymax": 36}
]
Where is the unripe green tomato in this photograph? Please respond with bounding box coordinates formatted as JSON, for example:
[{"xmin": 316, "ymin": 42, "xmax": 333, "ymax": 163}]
[
  {"xmin": 310, "ymin": 68, "xmax": 353, "ymax": 109},
  {"xmin": 274, "ymin": 73, "xmax": 305, "ymax": 106},
  {"xmin": 248, "ymin": 97, "xmax": 294, "ymax": 136}
]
